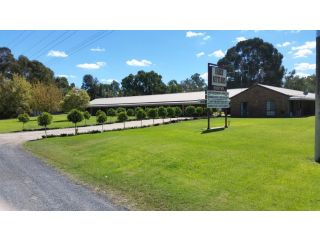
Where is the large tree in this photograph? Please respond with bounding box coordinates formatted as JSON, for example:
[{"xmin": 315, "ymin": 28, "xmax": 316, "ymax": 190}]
[
  {"xmin": 284, "ymin": 70, "xmax": 316, "ymax": 93},
  {"xmin": 60, "ymin": 88, "xmax": 90, "ymax": 112},
  {"xmin": 180, "ymin": 73, "xmax": 207, "ymax": 92},
  {"xmin": 167, "ymin": 80, "xmax": 182, "ymax": 93},
  {"xmin": 121, "ymin": 70, "xmax": 167, "ymax": 96},
  {"xmin": 0, "ymin": 74, "xmax": 31, "ymax": 118},
  {"xmin": 217, "ymin": 38, "xmax": 285, "ymax": 88},
  {"xmin": 81, "ymin": 74, "xmax": 99, "ymax": 100}
]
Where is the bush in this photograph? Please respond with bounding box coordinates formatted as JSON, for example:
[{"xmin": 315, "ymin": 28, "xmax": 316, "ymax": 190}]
[
  {"xmin": 175, "ymin": 107, "xmax": 182, "ymax": 117},
  {"xmin": 37, "ymin": 112, "xmax": 53, "ymax": 137},
  {"xmin": 118, "ymin": 111, "xmax": 128, "ymax": 128},
  {"xmin": 167, "ymin": 107, "xmax": 175, "ymax": 119},
  {"xmin": 107, "ymin": 108, "xmax": 116, "ymax": 116},
  {"xmin": 96, "ymin": 109, "xmax": 104, "ymax": 116},
  {"xmin": 83, "ymin": 111, "xmax": 91, "ymax": 125},
  {"xmin": 18, "ymin": 113, "xmax": 30, "ymax": 130},
  {"xmin": 196, "ymin": 107, "xmax": 204, "ymax": 116},
  {"xmin": 185, "ymin": 106, "xmax": 196, "ymax": 117},
  {"xmin": 116, "ymin": 107, "xmax": 126, "ymax": 114},
  {"xmin": 136, "ymin": 109, "xmax": 146, "ymax": 127},
  {"xmin": 67, "ymin": 109, "xmax": 84, "ymax": 135},
  {"xmin": 127, "ymin": 108, "xmax": 135, "ymax": 117},
  {"xmin": 158, "ymin": 106, "xmax": 167, "ymax": 121},
  {"xmin": 96, "ymin": 111, "xmax": 107, "ymax": 132},
  {"xmin": 147, "ymin": 108, "xmax": 158, "ymax": 124}
]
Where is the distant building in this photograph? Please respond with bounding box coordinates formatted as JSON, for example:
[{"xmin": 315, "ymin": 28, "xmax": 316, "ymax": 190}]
[
  {"xmin": 89, "ymin": 84, "xmax": 315, "ymax": 117},
  {"xmin": 230, "ymin": 84, "xmax": 315, "ymax": 117}
]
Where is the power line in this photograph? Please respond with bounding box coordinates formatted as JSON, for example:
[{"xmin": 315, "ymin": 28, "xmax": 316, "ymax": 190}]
[
  {"xmin": 7, "ymin": 31, "xmax": 27, "ymax": 48},
  {"xmin": 11, "ymin": 31, "xmax": 33, "ymax": 49},
  {"xmin": 24, "ymin": 31, "xmax": 56, "ymax": 55}
]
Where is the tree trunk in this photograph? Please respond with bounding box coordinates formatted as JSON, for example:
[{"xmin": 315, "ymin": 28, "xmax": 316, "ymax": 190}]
[
  {"xmin": 124, "ymin": 121, "xmax": 126, "ymax": 129},
  {"xmin": 45, "ymin": 126, "xmax": 47, "ymax": 138},
  {"xmin": 153, "ymin": 119, "xmax": 154, "ymax": 125},
  {"xmin": 141, "ymin": 120, "xmax": 142, "ymax": 127},
  {"xmin": 101, "ymin": 124, "xmax": 104, "ymax": 132},
  {"xmin": 75, "ymin": 123, "xmax": 77, "ymax": 135}
]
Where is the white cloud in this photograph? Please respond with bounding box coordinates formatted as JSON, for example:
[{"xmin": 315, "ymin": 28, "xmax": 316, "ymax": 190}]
[
  {"xmin": 292, "ymin": 41, "xmax": 316, "ymax": 50},
  {"xmin": 57, "ymin": 74, "xmax": 76, "ymax": 79},
  {"xmin": 208, "ymin": 50, "xmax": 225, "ymax": 58},
  {"xmin": 294, "ymin": 62, "xmax": 316, "ymax": 71},
  {"xmin": 196, "ymin": 52, "xmax": 205, "ymax": 58},
  {"xmin": 47, "ymin": 50, "xmax": 68, "ymax": 58},
  {"xmin": 277, "ymin": 41, "xmax": 291, "ymax": 47},
  {"xmin": 236, "ymin": 37, "xmax": 247, "ymax": 42},
  {"xmin": 293, "ymin": 49, "xmax": 313, "ymax": 58},
  {"xmin": 90, "ymin": 47, "xmax": 105, "ymax": 52},
  {"xmin": 76, "ymin": 62, "xmax": 106, "ymax": 69},
  {"xmin": 295, "ymin": 72, "xmax": 311, "ymax": 77},
  {"xmin": 126, "ymin": 59, "xmax": 152, "ymax": 67},
  {"xmin": 186, "ymin": 31, "xmax": 205, "ymax": 38},
  {"xmin": 200, "ymin": 72, "xmax": 208, "ymax": 80},
  {"xmin": 101, "ymin": 78, "xmax": 119, "ymax": 84},
  {"xmin": 203, "ymin": 35, "xmax": 211, "ymax": 41}
]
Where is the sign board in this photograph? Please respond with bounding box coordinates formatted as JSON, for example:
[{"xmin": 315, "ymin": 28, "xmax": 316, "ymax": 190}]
[{"xmin": 207, "ymin": 64, "xmax": 229, "ymax": 108}]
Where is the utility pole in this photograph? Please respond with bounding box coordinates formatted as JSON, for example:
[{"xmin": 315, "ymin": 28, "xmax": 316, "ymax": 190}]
[{"xmin": 315, "ymin": 30, "xmax": 320, "ymax": 162}]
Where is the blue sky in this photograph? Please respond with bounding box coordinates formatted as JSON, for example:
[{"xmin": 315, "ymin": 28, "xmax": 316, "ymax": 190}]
[{"xmin": 0, "ymin": 30, "xmax": 317, "ymax": 87}]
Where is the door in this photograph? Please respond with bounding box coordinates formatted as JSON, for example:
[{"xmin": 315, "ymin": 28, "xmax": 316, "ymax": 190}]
[{"xmin": 240, "ymin": 102, "xmax": 248, "ymax": 117}]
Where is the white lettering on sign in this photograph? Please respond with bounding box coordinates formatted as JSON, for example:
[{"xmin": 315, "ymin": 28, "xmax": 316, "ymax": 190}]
[{"xmin": 211, "ymin": 66, "xmax": 227, "ymax": 87}]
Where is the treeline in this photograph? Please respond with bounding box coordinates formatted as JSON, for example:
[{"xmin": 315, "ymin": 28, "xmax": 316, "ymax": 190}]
[
  {"xmin": 284, "ymin": 70, "xmax": 316, "ymax": 93},
  {"xmin": 81, "ymin": 71, "xmax": 207, "ymax": 100}
]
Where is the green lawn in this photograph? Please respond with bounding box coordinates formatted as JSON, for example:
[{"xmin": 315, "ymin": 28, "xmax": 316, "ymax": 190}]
[
  {"xmin": 0, "ymin": 114, "xmax": 134, "ymax": 133},
  {"xmin": 24, "ymin": 117, "xmax": 320, "ymax": 210}
]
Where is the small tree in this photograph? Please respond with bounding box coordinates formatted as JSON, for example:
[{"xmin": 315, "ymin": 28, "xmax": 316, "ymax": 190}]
[
  {"xmin": 167, "ymin": 107, "xmax": 176, "ymax": 121},
  {"xmin": 116, "ymin": 107, "xmax": 126, "ymax": 115},
  {"xmin": 96, "ymin": 109, "xmax": 104, "ymax": 116},
  {"xmin": 67, "ymin": 109, "xmax": 84, "ymax": 135},
  {"xmin": 83, "ymin": 111, "xmax": 91, "ymax": 126},
  {"xmin": 185, "ymin": 106, "xmax": 196, "ymax": 117},
  {"xmin": 158, "ymin": 106, "xmax": 167, "ymax": 123},
  {"xmin": 17, "ymin": 113, "xmax": 30, "ymax": 130},
  {"xmin": 107, "ymin": 108, "xmax": 116, "ymax": 123},
  {"xmin": 196, "ymin": 106, "xmax": 204, "ymax": 117},
  {"xmin": 127, "ymin": 109, "xmax": 135, "ymax": 118},
  {"xmin": 136, "ymin": 109, "xmax": 146, "ymax": 127},
  {"xmin": 147, "ymin": 108, "xmax": 158, "ymax": 125},
  {"xmin": 96, "ymin": 111, "xmax": 107, "ymax": 132},
  {"xmin": 175, "ymin": 107, "xmax": 182, "ymax": 117},
  {"xmin": 37, "ymin": 112, "xmax": 53, "ymax": 138},
  {"xmin": 118, "ymin": 111, "xmax": 128, "ymax": 129}
]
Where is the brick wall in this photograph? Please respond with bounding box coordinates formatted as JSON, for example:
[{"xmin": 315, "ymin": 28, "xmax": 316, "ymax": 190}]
[{"xmin": 230, "ymin": 85, "xmax": 290, "ymax": 117}]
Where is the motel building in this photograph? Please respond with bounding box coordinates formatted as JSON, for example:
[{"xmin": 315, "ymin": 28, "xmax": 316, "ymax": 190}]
[{"xmin": 89, "ymin": 84, "xmax": 315, "ymax": 118}]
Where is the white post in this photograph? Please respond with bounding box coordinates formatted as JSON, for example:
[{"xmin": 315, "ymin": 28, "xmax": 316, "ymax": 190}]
[{"xmin": 315, "ymin": 30, "xmax": 320, "ymax": 162}]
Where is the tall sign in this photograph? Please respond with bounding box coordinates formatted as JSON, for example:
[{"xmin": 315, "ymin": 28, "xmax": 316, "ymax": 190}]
[
  {"xmin": 206, "ymin": 63, "xmax": 229, "ymax": 129},
  {"xmin": 315, "ymin": 31, "xmax": 320, "ymax": 162}
]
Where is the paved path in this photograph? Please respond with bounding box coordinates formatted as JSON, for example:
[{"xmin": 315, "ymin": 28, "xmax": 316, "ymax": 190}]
[{"xmin": 0, "ymin": 118, "xmax": 185, "ymax": 210}]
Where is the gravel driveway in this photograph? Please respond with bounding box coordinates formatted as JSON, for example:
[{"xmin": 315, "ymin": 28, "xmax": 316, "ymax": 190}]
[{"xmin": 0, "ymin": 118, "xmax": 185, "ymax": 210}]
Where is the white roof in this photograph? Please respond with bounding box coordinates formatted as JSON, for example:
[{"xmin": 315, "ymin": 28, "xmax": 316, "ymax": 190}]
[
  {"xmin": 89, "ymin": 88, "xmax": 246, "ymax": 108},
  {"xmin": 258, "ymin": 84, "xmax": 315, "ymax": 101}
]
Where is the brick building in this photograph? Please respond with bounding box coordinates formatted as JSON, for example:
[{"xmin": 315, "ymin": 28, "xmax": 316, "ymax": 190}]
[{"xmin": 230, "ymin": 84, "xmax": 315, "ymax": 117}]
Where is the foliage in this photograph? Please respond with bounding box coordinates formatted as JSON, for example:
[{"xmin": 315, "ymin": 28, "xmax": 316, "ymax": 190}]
[
  {"xmin": 30, "ymin": 82, "xmax": 63, "ymax": 113},
  {"xmin": 284, "ymin": 70, "xmax": 316, "ymax": 93},
  {"xmin": 185, "ymin": 106, "xmax": 196, "ymax": 116},
  {"xmin": 167, "ymin": 107, "xmax": 176, "ymax": 119},
  {"xmin": 117, "ymin": 111, "xmax": 128, "ymax": 122},
  {"xmin": 17, "ymin": 113, "xmax": 30, "ymax": 129},
  {"xmin": 180, "ymin": 73, "xmax": 207, "ymax": 92},
  {"xmin": 60, "ymin": 88, "xmax": 90, "ymax": 112},
  {"xmin": 136, "ymin": 109, "xmax": 147, "ymax": 120},
  {"xmin": 0, "ymin": 74, "xmax": 31, "ymax": 118},
  {"xmin": 116, "ymin": 107, "xmax": 126, "ymax": 114},
  {"xmin": 37, "ymin": 112, "xmax": 53, "ymax": 127},
  {"xmin": 167, "ymin": 80, "xmax": 182, "ymax": 93},
  {"xmin": 158, "ymin": 106, "xmax": 168, "ymax": 119},
  {"xmin": 121, "ymin": 70, "xmax": 167, "ymax": 96},
  {"xmin": 83, "ymin": 111, "xmax": 91, "ymax": 120},
  {"xmin": 96, "ymin": 111, "xmax": 107, "ymax": 124},
  {"xmin": 127, "ymin": 109, "xmax": 135, "ymax": 117},
  {"xmin": 81, "ymin": 74, "xmax": 99, "ymax": 100},
  {"xmin": 67, "ymin": 109, "xmax": 84, "ymax": 134},
  {"xmin": 175, "ymin": 107, "xmax": 182, "ymax": 117},
  {"xmin": 218, "ymin": 38, "xmax": 285, "ymax": 88},
  {"xmin": 107, "ymin": 108, "xmax": 116, "ymax": 116},
  {"xmin": 196, "ymin": 107, "xmax": 204, "ymax": 116},
  {"xmin": 96, "ymin": 110, "xmax": 104, "ymax": 116},
  {"xmin": 147, "ymin": 108, "xmax": 158, "ymax": 119}
]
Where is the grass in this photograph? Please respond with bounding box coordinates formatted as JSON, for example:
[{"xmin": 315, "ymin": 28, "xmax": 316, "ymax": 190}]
[
  {"xmin": 0, "ymin": 114, "xmax": 135, "ymax": 133},
  {"xmin": 24, "ymin": 117, "xmax": 320, "ymax": 210}
]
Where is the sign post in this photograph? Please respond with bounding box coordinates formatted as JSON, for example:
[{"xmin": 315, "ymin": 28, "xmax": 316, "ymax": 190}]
[
  {"xmin": 206, "ymin": 63, "xmax": 229, "ymax": 131},
  {"xmin": 315, "ymin": 31, "xmax": 320, "ymax": 162}
]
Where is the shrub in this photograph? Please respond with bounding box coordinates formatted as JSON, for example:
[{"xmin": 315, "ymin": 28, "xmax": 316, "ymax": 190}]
[
  {"xmin": 147, "ymin": 108, "xmax": 158, "ymax": 125},
  {"xmin": 96, "ymin": 111, "xmax": 107, "ymax": 132},
  {"xmin": 185, "ymin": 106, "xmax": 196, "ymax": 117},
  {"xmin": 136, "ymin": 109, "xmax": 147, "ymax": 127},
  {"xmin": 116, "ymin": 107, "xmax": 126, "ymax": 114},
  {"xmin": 127, "ymin": 108, "xmax": 135, "ymax": 117},
  {"xmin": 83, "ymin": 111, "xmax": 91, "ymax": 125},
  {"xmin": 118, "ymin": 111, "xmax": 128, "ymax": 128},
  {"xmin": 67, "ymin": 109, "xmax": 84, "ymax": 135},
  {"xmin": 158, "ymin": 106, "xmax": 167, "ymax": 123},
  {"xmin": 37, "ymin": 112, "xmax": 53, "ymax": 137},
  {"xmin": 96, "ymin": 109, "xmax": 104, "ymax": 116},
  {"xmin": 167, "ymin": 107, "xmax": 175, "ymax": 121},
  {"xmin": 196, "ymin": 107, "xmax": 204, "ymax": 117},
  {"xmin": 175, "ymin": 107, "xmax": 182, "ymax": 117},
  {"xmin": 17, "ymin": 113, "xmax": 30, "ymax": 130},
  {"xmin": 107, "ymin": 108, "xmax": 116, "ymax": 116}
]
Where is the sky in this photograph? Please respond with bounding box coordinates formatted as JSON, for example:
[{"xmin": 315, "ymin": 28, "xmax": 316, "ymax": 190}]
[{"xmin": 0, "ymin": 30, "xmax": 317, "ymax": 87}]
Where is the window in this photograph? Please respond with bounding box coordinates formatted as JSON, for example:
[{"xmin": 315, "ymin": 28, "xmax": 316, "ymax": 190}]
[{"xmin": 266, "ymin": 100, "xmax": 276, "ymax": 116}]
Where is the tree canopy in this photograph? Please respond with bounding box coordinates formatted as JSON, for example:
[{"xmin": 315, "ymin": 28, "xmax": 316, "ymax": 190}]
[{"xmin": 218, "ymin": 38, "xmax": 285, "ymax": 88}]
